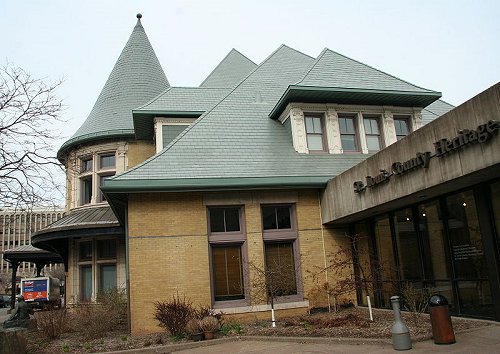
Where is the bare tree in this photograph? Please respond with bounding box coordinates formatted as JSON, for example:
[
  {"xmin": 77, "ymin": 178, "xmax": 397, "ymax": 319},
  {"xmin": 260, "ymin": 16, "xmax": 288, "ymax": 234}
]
[
  {"xmin": 249, "ymin": 256, "xmax": 299, "ymax": 327},
  {"xmin": 308, "ymin": 233, "xmax": 392, "ymax": 312},
  {"xmin": 0, "ymin": 63, "xmax": 64, "ymax": 209}
]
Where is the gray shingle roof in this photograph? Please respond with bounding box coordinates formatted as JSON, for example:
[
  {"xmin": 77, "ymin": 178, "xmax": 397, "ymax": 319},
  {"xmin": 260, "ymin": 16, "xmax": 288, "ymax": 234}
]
[
  {"xmin": 132, "ymin": 87, "xmax": 230, "ymax": 140},
  {"xmin": 135, "ymin": 87, "xmax": 229, "ymax": 113},
  {"xmin": 422, "ymin": 99, "xmax": 455, "ymax": 124},
  {"xmin": 58, "ymin": 16, "xmax": 169, "ymax": 159},
  {"xmin": 296, "ymin": 48, "xmax": 435, "ymax": 93},
  {"xmin": 199, "ymin": 49, "xmax": 257, "ymax": 88},
  {"xmin": 105, "ymin": 45, "xmax": 368, "ymax": 190}
]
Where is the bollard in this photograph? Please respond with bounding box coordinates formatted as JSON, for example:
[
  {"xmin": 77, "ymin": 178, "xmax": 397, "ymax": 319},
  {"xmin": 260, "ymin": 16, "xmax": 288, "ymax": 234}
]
[
  {"xmin": 390, "ymin": 296, "xmax": 412, "ymax": 350},
  {"xmin": 428, "ymin": 295, "xmax": 455, "ymax": 344}
]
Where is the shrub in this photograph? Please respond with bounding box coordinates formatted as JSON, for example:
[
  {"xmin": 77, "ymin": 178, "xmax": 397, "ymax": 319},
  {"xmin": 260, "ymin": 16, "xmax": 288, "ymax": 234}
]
[
  {"xmin": 35, "ymin": 308, "xmax": 67, "ymax": 339},
  {"xmin": 185, "ymin": 319, "xmax": 202, "ymax": 335},
  {"xmin": 195, "ymin": 306, "xmax": 224, "ymax": 325},
  {"xmin": 154, "ymin": 295, "xmax": 195, "ymax": 336},
  {"xmin": 70, "ymin": 287, "xmax": 128, "ymax": 339}
]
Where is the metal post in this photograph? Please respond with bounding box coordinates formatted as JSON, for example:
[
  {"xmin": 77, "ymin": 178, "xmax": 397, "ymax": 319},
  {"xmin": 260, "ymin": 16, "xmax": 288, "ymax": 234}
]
[
  {"xmin": 10, "ymin": 260, "xmax": 19, "ymax": 309},
  {"xmin": 391, "ymin": 295, "xmax": 412, "ymax": 350}
]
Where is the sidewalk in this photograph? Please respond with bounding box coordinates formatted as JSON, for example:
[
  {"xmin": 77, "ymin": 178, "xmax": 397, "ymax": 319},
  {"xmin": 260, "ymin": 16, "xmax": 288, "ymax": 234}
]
[{"xmin": 104, "ymin": 325, "xmax": 500, "ymax": 354}]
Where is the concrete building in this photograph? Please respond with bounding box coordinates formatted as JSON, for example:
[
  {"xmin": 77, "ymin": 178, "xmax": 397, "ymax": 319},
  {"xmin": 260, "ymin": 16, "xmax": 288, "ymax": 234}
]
[{"xmin": 31, "ymin": 14, "xmax": 499, "ymax": 334}]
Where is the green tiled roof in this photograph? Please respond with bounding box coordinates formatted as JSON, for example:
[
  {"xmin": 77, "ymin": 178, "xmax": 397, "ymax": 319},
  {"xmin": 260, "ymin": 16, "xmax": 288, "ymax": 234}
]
[
  {"xmin": 133, "ymin": 87, "xmax": 229, "ymax": 140},
  {"xmin": 270, "ymin": 49, "xmax": 442, "ymax": 118},
  {"xmin": 58, "ymin": 15, "xmax": 169, "ymax": 160},
  {"xmin": 422, "ymin": 99, "xmax": 455, "ymax": 124},
  {"xmin": 103, "ymin": 45, "xmax": 369, "ymax": 193},
  {"xmin": 199, "ymin": 49, "xmax": 257, "ymax": 88}
]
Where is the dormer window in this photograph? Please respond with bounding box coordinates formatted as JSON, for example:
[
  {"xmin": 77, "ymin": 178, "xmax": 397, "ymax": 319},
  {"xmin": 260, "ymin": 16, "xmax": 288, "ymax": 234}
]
[
  {"xmin": 338, "ymin": 114, "xmax": 358, "ymax": 152},
  {"xmin": 154, "ymin": 117, "xmax": 196, "ymax": 153},
  {"xmin": 363, "ymin": 116, "xmax": 382, "ymax": 152},
  {"xmin": 394, "ymin": 115, "xmax": 410, "ymax": 140},
  {"xmin": 305, "ymin": 114, "xmax": 325, "ymax": 152}
]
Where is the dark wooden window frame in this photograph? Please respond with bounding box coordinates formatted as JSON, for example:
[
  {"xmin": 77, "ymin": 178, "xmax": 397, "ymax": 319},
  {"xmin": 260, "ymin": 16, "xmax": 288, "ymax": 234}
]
[
  {"xmin": 304, "ymin": 113, "xmax": 327, "ymax": 153},
  {"xmin": 338, "ymin": 114, "xmax": 359, "ymax": 152},
  {"xmin": 363, "ymin": 115, "xmax": 383, "ymax": 152}
]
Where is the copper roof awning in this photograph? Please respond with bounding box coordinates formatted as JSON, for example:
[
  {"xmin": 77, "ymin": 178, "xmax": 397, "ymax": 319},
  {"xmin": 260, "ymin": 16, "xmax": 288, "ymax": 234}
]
[
  {"xmin": 3, "ymin": 244, "xmax": 62, "ymax": 264},
  {"xmin": 32, "ymin": 205, "xmax": 123, "ymax": 243}
]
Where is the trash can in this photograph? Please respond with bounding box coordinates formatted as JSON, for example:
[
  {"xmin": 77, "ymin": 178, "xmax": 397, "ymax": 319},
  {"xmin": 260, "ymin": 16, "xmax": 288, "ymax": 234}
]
[{"xmin": 428, "ymin": 295, "xmax": 455, "ymax": 344}]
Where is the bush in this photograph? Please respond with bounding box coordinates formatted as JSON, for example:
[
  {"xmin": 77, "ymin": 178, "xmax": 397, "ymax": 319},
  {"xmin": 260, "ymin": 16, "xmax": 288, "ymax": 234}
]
[
  {"xmin": 220, "ymin": 322, "xmax": 242, "ymax": 336},
  {"xmin": 154, "ymin": 295, "xmax": 195, "ymax": 336},
  {"xmin": 70, "ymin": 287, "xmax": 128, "ymax": 339},
  {"xmin": 195, "ymin": 306, "xmax": 224, "ymax": 326},
  {"xmin": 35, "ymin": 308, "xmax": 67, "ymax": 339}
]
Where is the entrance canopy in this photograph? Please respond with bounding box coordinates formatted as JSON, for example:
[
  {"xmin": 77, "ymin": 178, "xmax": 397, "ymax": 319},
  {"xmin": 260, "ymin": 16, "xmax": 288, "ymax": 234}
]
[{"xmin": 3, "ymin": 244, "xmax": 63, "ymax": 308}]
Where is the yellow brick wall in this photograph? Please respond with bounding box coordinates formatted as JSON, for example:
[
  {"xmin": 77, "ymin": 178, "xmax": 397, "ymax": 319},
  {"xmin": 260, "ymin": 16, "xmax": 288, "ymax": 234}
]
[
  {"xmin": 127, "ymin": 189, "xmax": 351, "ymax": 334},
  {"xmin": 126, "ymin": 141, "xmax": 155, "ymax": 169}
]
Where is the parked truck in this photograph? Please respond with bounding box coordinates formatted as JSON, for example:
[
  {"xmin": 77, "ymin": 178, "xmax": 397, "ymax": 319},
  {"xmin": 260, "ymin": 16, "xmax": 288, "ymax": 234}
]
[{"xmin": 20, "ymin": 277, "xmax": 62, "ymax": 308}]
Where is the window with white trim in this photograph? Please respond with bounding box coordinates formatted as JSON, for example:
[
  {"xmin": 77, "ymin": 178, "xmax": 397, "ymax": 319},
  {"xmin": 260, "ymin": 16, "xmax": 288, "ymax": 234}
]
[
  {"xmin": 394, "ymin": 115, "xmax": 411, "ymax": 140},
  {"xmin": 154, "ymin": 118, "xmax": 196, "ymax": 153},
  {"xmin": 78, "ymin": 152, "xmax": 116, "ymax": 206},
  {"xmin": 304, "ymin": 114, "xmax": 326, "ymax": 152},
  {"xmin": 363, "ymin": 116, "xmax": 382, "ymax": 152},
  {"xmin": 338, "ymin": 114, "xmax": 358, "ymax": 152}
]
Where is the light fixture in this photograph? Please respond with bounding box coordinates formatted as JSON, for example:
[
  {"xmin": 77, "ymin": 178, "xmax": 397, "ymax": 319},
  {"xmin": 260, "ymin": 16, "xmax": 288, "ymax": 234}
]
[
  {"xmin": 406, "ymin": 217, "xmax": 410, "ymax": 221},
  {"xmin": 463, "ymin": 202, "xmax": 467, "ymax": 207},
  {"xmin": 422, "ymin": 212, "xmax": 426, "ymax": 217}
]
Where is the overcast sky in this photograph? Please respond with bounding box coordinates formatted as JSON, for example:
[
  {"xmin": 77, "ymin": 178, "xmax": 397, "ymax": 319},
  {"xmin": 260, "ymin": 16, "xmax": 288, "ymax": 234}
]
[{"xmin": 2, "ymin": 0, "xmax": 499, "ymax": 149}]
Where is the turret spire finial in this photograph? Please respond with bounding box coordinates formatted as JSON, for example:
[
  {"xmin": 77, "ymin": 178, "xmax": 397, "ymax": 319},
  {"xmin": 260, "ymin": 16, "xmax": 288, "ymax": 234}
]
[{"xmin": 137, "ymin": 13, "xmax": 142, "ymax": 19}]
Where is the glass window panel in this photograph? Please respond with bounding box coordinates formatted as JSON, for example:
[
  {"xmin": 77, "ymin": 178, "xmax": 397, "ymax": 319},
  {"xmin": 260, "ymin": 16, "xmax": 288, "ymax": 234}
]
[
  {"xmin": 457, "ymin": 280, "xmax": 492, "ymax": 317},
  {"xmin": 446, "ymin": 191, "xmax": 487, "ymax": 279},
  {"xmin": 394, "ymin": 117, "xmax": 409, "ymax": 139},
  {"xmin": 374, "ymin": 215, "xmax": 397, "ymax": 307},
  {"xmin": 81, "ymin": 266, "xmax": 92, "ymax": 301},
  {"xmin": 81, "ymin": 158, "xmax": 93, "ymax": 172},
  {"xmin": 305, "ymin": 117, "xmax": 314, "ymax": 133},
  {"xmin": 81, "ymin": 177, "xmax": 92, "ymax": 205},
  {"xmin": 490, "ymin": 181, "xmax": 500, "ymax": 254},
  {"xmin": 276, "ymin": 207, "xmax": 291, "ymax": 229},
  {"xmin": 162, "ymin": 124, "xmax": 188, "ymax": 149},
  {"xmin": 99, "ymin": 174, "xmax": 114, "ymax": 202},
  {"xmin": 418, "ymin": 200, "xmax": 451, "ymax": 279},
  {"xmin": 97, "ymin": 239, "xmax": 116, "ymax": 260},
  {"xmin": 100, "ymin": 154, "xmax": 115, "ymax": 169},
  {"xmin": 224, "ymin": 208, "xmax": 240, "ymax": 232},
  {"xmin": 262, "ymin": 206, "xmax": 277, "ymax": 230},
  {"xmin": 210, "ymin": 208, "xmax": 240, "ymax": 233},
  {"xmin": 341, "ymin": 135, "xmax": 356, "ymax": 151},
  {"xmin": 99, "ymin": 265, "xmax": 117, "ymax": 292},
  {"xmin": 393, "ymin": 208, "xmax": 423, "ymax": 280},
  {"xmin": 363, "ymin": 118, "xmax": 379, "ymax": 134},
  {"xmin": 209, "ymin": 209, "xmax": 225, "ymax": 233},
  {"xmin": 213, "ymin": 246, "xmax": 244, "ymax": 301},
  {"xmin": 265, "ymin": 243, "xmax": 297, "ymax": 296},
  {"xmin": 307, "ymin": 135, "xmax": 324, "ymax": 151},
  {"xmin": 339, "ymin": 117, "xmax": 355, "ymax": 134},
  {"xmin": 366, "ymin": 136, "xmax": 380, "ymax": 151},
  {"xmin": 79, "ymin": 241, "xmax": 92, "ymax": 261}
]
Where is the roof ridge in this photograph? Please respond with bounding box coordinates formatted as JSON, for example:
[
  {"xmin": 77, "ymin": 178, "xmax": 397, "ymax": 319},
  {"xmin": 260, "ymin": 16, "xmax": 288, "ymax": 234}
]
[
  {"xmin": 199, "ymin": 48, "xmax": 256, "ymax": 87},
  {"xmin": 112, "ymin": 44, "xmax": 307, "ymax": 180},
  {"xmin": 320, "ymin": 48, "xmax": 434, "ymax": 92},
  {"xmin": 279, "ymin": 44, "xmax": 316, "ymax": 61},
  {"xmin": 295, "ymin": 47, "xmax": 328, "ymax": 85}
]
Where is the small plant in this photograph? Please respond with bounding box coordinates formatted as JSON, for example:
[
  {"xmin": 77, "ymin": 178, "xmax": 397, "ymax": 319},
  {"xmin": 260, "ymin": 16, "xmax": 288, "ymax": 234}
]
[
  {"xmin": 185, "ymin": 318, "xmax": 203, "ymax": 335},
  {"xmin": 62, "ymin": 344, "xmax": 70, "ymax": 352},
  {"xmin": 195, "ymin": 306, "xmax": 224, "ymax": 325},
  {"xmin": 121, "ymin": 335, "xmax": 128, "ymax": 341},
  {"xmin": 200, "ymin": 316, "xmax": 220, "ymax": 332},
  {"xmin": 35, "ymin": 308, "xmax": 67, "ymax": 339},
  {"xmin": 220, "ymin": 322, "xmax": 242, "ymax": 336},
  {"xmin": 153, "ymin": 294, "xmax": 195, "ymax": 336}
]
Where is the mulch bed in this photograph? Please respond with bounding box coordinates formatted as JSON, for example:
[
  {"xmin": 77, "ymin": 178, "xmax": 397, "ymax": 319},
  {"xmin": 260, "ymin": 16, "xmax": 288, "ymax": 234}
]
[{"xmin": 26, "ymin": 307, "xmax": 493, "ymax": 353}]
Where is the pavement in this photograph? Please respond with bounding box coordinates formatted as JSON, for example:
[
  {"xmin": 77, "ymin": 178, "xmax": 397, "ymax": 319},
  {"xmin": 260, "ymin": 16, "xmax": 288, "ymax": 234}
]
[{"xmin": 104, "ymin": 326, "xmax": 500, "ymax": 354}]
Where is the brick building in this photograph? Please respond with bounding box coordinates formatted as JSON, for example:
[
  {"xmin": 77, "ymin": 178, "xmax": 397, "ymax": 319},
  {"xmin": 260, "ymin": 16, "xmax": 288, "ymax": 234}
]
[{"xmin": 32, "ymin": 14, "xmax": 500, "ymax": 334}]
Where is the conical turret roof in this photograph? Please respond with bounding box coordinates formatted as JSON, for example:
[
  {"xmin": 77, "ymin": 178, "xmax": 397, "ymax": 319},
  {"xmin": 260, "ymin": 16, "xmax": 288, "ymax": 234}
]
[{"xmin": 58, "ymin": 14, "xmax": 169, "ymax": 160}]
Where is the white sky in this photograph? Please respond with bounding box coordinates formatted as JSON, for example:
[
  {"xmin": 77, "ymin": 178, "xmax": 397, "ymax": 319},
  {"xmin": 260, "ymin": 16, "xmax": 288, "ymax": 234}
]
[{"xmin": 2, "ymin": 0, "xmax": 500, "ymax": 150}]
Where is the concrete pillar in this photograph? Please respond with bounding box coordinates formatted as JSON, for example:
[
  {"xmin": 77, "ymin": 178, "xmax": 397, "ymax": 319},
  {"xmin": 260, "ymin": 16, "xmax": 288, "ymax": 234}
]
[
  {"xmin": 382, "ymin": 111, "xmax": 397, "ymax": 146},
  {"xmin": 326, "ymin": 108, "xmax": 342, "ymax": 154},
  {"xmin": 356, "ymin": 112, "xmax": 369, "ymax": 154},
  {"xmin": 290, "ymin": 108, "xmax": 308, "ymax": 154}
]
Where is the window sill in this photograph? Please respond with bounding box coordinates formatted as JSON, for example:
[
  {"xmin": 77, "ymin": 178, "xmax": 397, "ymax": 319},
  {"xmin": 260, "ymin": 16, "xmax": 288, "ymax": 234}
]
[{"xmin": 213, "ymin": 300, "xmax": 309, "ymax": 315}]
